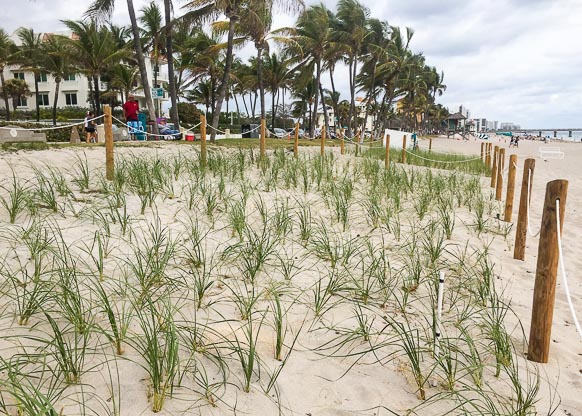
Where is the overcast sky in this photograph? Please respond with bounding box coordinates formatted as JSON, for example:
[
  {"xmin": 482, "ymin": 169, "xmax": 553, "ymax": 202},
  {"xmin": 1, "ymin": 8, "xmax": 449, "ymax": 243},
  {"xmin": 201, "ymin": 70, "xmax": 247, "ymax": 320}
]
[{"xmin": 2, "ymin": 0, "xmax": 581, "ymax": 128}]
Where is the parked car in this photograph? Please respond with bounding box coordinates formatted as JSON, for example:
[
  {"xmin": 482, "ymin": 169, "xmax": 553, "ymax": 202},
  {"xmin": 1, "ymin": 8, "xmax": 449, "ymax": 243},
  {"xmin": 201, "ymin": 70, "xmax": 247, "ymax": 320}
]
[{"xmin": 272, "ymin": 127, "xmax": 288, "ymax": 138}]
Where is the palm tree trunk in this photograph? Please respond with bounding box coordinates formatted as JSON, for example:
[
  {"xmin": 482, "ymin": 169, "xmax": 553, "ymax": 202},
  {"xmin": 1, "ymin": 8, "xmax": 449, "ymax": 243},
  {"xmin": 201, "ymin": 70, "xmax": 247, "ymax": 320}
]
[
  {"xmin": 362, "ymin": 63, "xmax": 376, "ymax": 135},
  {"xmin": 88, "ymin": 77, "xmax": 96, "ymax": 113},
  {"xmin": 167, "ymin": 34, "xmax": 180, "ymax": 122},
  {"xmin": 350, "ymin": 54, "xmax": 358, "ymax": 137},
  {"xmin": 310, "ymin": 60, "xmax": 322, "ymax": 139},
  {"xmin": 34, "ymin": 74, "xmax": 40, "ymax": 121},
  {"xmin": 93, "ymin": 75, "xmax": 101, "ymax": 116},
  {"xmin": 127, "ymin": 0, "xmax": 158, "ymax": 134},
  {"xmin": 210, "ymin": 16, "xmax": 237, "ymax": 141},
  {"xmin": 0, "ymin": 70, "xmax": 10, "ymax": 121},
  {"xmin": 329, "ymin": 66, "xmax": 339, "ymax": 128},
  {"xmin": 319, "ymin": 83, "xmax": 330, "ymax": 136},
  {"xmin": 271, "ymin": 90, "xmax": 276, "ymax": 129},
  {"xmin": 257, "ymin": 45, "xmax": 265, "ymax": 121},
  {"xmin": 347, "ymin": 57, "xmax": 354, "ymax": 137},
  {"xmin": 52, "ymin": 79, "xmax": 60, "ymax": 126}
]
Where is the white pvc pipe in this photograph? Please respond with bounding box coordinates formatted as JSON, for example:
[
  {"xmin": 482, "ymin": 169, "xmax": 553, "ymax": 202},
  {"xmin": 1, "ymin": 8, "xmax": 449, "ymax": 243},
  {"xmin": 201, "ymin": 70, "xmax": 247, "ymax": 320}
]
[{"xmin": 435, "ymin": 271, "xmax": 445, "ymax": 356}]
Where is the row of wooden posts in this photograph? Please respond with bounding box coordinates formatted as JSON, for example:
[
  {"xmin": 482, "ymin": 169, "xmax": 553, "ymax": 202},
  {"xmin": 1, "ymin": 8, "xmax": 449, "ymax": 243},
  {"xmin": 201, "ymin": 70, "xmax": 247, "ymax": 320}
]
[
  {"xmin": 105, "ymin": 104, "xmax": 434, "ymax": 180},
  {"xmin": 480, "ymin": 141, "xmax": 569, "ymax": 364},
  {"xmin": 104, "ymin": 105, "xmax": 570, "ymax": 363}
]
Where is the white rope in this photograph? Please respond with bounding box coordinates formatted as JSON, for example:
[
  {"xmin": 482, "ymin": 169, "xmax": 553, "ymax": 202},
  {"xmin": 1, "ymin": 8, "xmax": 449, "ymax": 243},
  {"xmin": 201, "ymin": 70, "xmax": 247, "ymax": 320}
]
[
  {"xmin": 555, "ymin": 199, "xmax": 582, "ymax": 340},
  {"xmin": 526, "ymin": 169, "xmax": 541, "ymax": 237},
  {"xmin": 0, "ymin": 115, "xmax": 105, "ymax": 131},
  {"xmin": 182, "ymin": 122, "xmax": 202, "ymax": 133},
  {"xmin": 112, "ymin": 116, "xmax": 181, "ymax": 139},
  {"xmin": 206, "ymin": 123, "xmax": 260, "ymax": 135}
]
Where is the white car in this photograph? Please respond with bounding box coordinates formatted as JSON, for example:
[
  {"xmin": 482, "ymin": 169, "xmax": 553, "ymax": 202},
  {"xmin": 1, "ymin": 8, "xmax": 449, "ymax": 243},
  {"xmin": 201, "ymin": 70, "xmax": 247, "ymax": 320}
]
[{"xmin": 272, "ymin": 128, "xmax": 288, "ymax": 138}]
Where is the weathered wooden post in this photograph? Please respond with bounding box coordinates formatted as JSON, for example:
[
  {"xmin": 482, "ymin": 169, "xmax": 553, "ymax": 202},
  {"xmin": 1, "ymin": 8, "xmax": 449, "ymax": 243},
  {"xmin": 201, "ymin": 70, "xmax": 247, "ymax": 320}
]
[
  {"xmin": 485, "ymin": 143, "xmax": 491, "ymax": 167},
  {"xmin": 480, "ymin": 142, "xmax": 484, "ymax": 160},
  {"xmin": 491, "ymin": 146, "xmax": 499, "ymax": 188},
  {"xmin": 528, "ymin": 179, "xmax": 568, "ymax": 363},
  {"xmin": 340, "ymin": 129, "xmax": 345, "ymax": 155},
  {"xmin": 514, "ymin": 158, "xmax": 535, "ymax": 260},
  {"xmin": 429, "ymin": 137, "xmax": 432, "ymax": 152},
  {"xmin": 104, "ymin": 105, "xmax": 114, "ymax": 181},
  {"xmin": 293, "ymin": 122, "xmax": 299, "ymax": 158},
  {"xmin": 401, "ymin": 135, "xmax": 407, "ymax": 164},
  {"xmin": 495, "ymin": 148, "xmax": 505, "ymax": 200},
  {"xmin": 200, "ymin": 114, "xmax": 207, "ymax": 168},
  {"xmin": 385, "ymin": 134, "xmax": 391, "ymax": 170},
  {"xmin": 320, "ymin": 126, "xmax": 325, "ymax": 156},
  {"xmin": 504, "ymin": 154, "xmax": 518, "ymax": 222},
  {"xmin": 260, "ymin": 118, "xmax": 266, "ymax": 160},
  {"xmin": 355, "ymin": 132, "xmax": 360, "ymax": 157}
]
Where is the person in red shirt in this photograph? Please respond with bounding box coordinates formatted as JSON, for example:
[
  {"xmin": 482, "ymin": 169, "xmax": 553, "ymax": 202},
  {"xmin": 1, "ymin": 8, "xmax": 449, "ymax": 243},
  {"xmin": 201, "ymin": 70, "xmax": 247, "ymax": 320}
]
[{"xmin": 123, "ymin": 94, "xmax": 140, "ymax": 139}]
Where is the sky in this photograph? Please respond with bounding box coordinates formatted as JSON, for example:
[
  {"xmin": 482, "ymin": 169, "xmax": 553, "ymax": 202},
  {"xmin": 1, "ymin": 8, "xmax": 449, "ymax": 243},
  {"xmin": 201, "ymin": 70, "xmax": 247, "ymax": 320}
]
[{"xmin": 1, "ymin": 0, "xmax": 581, "ymax": 128}]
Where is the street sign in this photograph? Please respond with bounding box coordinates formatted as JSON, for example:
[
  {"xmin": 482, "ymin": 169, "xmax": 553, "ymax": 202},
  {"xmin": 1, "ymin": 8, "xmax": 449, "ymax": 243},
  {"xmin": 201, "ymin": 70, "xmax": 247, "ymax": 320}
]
[{"xmin": 152, "ymin": 87, "xmax": 164, "ymax": 98}]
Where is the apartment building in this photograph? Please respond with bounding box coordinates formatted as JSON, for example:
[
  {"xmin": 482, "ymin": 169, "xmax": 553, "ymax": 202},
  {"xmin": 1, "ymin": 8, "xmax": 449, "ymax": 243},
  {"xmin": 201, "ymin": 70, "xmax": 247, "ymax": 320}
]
[{"xmin": 1, "ymin": 31, "xmax": 168, "ymax": 114}]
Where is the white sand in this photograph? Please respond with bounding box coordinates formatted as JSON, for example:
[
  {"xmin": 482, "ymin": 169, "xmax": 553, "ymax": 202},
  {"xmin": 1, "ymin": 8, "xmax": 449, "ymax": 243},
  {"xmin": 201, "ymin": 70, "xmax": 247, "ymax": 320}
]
[{"xmin": 0, "ymin": 137, "xmax": 579, "ymax": 415}]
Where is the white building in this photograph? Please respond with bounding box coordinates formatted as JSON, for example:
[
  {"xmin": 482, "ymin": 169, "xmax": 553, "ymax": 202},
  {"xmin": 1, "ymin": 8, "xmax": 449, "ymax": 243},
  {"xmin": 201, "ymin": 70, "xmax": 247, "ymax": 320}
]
[
  {"xmin": 316, "ymin": 97, "xmax": 374, "ymax": 133},
  {"xmin": 0, "ymin": 31, "xmax": 167, "ymax": 115}
]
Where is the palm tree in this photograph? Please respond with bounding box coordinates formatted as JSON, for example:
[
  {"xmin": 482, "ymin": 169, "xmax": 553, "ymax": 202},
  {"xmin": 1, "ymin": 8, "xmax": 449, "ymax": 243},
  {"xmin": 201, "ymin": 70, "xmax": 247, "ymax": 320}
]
[
  {"xmin": 0, "ymin": 29, "xmax": 17, "ymax": 121},
  {"xmin": 187, "ymin": 78, "xmax": 213, "ymax": 117},
  {"xmin": 15, "ymin": 28, "xmax": 43, "ymax": 121},
  {"xmin": 1, "ymin": 78, "xmax": 31, "ymax": 115},
  {"xmin": 163, "ymin": 0, "xmax": 180, "ymax": 129},
  {"xmin": 334, "ymin": 0, "xmax": 369, "ymax": 137},
  {"xmin": 182, "ymin": 0, "xmax": 245, "ymax": 140},
  {"xmin": 288, "ymin": 4, "xmax": 332, "ymax": 138},
  {"xmin": 263, "ymin": 51, "xmax": 290, "ymax": 128},
  {"xmin": 109, "ymin": 63, "xmax": 140, "ymax": 103},
  {"xmin": 62, "ymin": 20, "xmax": 128, "ymax": 115},
  {"xmin": 86, "ymin": 0, "xmax": 159, "ymax": 133},
  {"xmin": 140, "ymin": 1, "xmax": 164, "ymax": 117},
  {"xmin": 357, "ymin": 18, "xmax": 389, "ymax": 135},
  {"xmin": 375, "ymin": 26, "xmax": 414, "ymax": 132},
  {"xmin": 40, "ymin": 35, "xmax": 75, "ymax": 125}
]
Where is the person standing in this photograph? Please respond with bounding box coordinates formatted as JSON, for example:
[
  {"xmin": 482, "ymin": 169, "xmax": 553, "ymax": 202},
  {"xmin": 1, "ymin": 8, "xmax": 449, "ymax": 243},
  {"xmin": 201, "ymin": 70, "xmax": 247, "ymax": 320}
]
[
  {"xmin": 123, "ymin": 93, "xmax": 140, "ymax": 140},
  {"xmin": 84, "ymin": 111, "xmax": 97, "ymax": 143}
]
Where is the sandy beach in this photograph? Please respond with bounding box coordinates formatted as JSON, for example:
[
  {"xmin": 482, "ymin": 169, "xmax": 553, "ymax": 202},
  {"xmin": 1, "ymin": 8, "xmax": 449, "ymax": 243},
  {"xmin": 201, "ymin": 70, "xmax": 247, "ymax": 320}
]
[{"xmin": 0, "ymin": 137, "xmax": 580, "ymax": 416}]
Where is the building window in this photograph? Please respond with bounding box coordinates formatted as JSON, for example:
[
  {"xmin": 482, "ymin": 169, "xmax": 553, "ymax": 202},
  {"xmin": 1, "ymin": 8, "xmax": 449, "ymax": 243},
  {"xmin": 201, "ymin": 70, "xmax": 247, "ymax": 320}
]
[
  {"xmin": 39, "ymin": 93, "xmax": 50, "ymax": 106},
  {"xmin": 17, "ymin": 96, "xmax": 27, "ymax": 107},
  {"xmin": 64, "ymin": 74, "xmax": 76, "ymax": 81},
  {"xmin": 13, "ymin": 72, "xmax": 25, "ymax": 80},
  {"xmin": 65, "ymin": 93, "xmax": 78, "ymax": 106},
  {"xmin": 39, "ymin": 72, "xmax": 48, "ymax": 82}
]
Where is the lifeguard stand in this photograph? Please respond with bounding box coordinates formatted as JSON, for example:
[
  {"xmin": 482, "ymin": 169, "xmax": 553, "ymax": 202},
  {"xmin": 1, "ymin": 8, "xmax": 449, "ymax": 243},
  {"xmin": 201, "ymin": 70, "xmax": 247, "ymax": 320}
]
[{"xmin": 446, "ymin": 112, "xmax": 468, "ymax": 139}]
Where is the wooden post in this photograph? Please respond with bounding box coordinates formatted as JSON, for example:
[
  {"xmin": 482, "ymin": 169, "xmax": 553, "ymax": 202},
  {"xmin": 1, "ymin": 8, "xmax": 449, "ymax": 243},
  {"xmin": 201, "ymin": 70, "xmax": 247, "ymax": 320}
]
[
  {"xmin": 293, "ymin": 122, "xmax": 299, "ymax": 158},
  {"xmin": 320, "ymin": 127, "xmax": 325, "ymax": 156},
  {"xmin": 480, "ymin": 142, "xmax": 484, "ymax": 160},
  {"xmin": 260, "ymin": 118, "xmax": 266, "ymax": 160},
  {"xmin": 490, "ymin": 146, "xmax": 499, "ymax": 187},
  {"xmin": 355, "ymin": 132, "xmax": 360, "ymax": 157},
  {"xmin": 104, "ymin": 105, "xmax": 114, "ymax": 181},
  {"xmin": 340, "ymin": 129, "xmax": 345, "ymax": 155},
  {"xmin": 504, "ymin": 154, "xmax": 518, "ymax": 222},
  {"xmin": 514, "ymin": 158, "xmax": 535, "ymax": 260},
  {"xmin": 200, "ymin": 114, "xmax": 207, "ymax": 168},
  {"xmin": 429, "ymin": 137, "xmax": 432, "ymax": 152},
  {"xmin": 485, "ymin": 143, "xmax": 491, "ymax": 167},
  {"xmin": 401, "ymin": 135, "xmax": 407, "ymax": 164},
  {"xmin": 385, "ymin": 134, "xmax": 391, "ymax": 170},
  {"xmin": 495, "ymin": 148, "xmax": 505, "ymax": 200},
  {"xmin": 528, "ymin": 179, "xmax": 568, "ymax": 363}
]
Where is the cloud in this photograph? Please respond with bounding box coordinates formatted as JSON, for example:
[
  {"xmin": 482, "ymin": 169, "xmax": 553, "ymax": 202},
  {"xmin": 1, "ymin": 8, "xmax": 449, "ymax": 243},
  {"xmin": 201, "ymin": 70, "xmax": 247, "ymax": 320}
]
[{"xmin": 2, "ymin": 0, "xmax": 581, "ymax": 128}]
